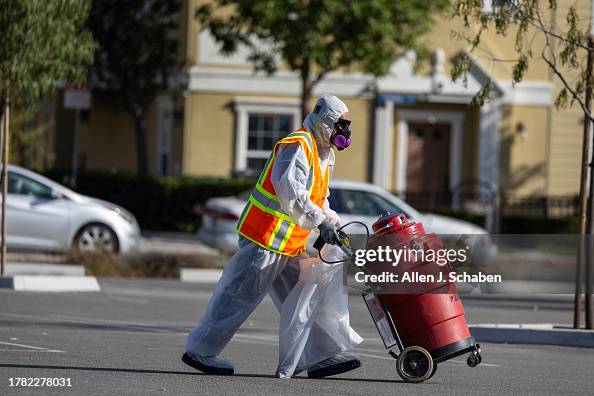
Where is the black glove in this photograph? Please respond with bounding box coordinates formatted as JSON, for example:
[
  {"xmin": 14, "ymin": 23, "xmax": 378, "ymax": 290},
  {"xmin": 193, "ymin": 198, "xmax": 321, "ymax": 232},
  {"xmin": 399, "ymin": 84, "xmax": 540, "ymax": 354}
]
[{"xmin": 318, "ymin": 221, "xmax": 342, "ymax": 246}]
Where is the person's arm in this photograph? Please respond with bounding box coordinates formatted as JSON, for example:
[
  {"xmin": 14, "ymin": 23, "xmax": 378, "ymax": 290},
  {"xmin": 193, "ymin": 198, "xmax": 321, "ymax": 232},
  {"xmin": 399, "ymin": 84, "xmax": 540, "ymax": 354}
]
[
  {"xmin": 320, "ymin": 149, "xmax": 340, "ymax": 226},
  {"xmin": 270, "ymin": 143, "xmax": 325, "ymax": 230},
  {"xmin": 321, "ymin": 194, "xmax": 340, "ymax": 227}
]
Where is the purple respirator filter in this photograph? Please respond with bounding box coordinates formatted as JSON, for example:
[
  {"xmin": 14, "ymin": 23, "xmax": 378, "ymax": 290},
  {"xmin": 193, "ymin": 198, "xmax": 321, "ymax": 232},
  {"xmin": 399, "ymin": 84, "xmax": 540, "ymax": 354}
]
[{"xmin": 332, "ymin": 134, "xmax": 352, "ymax": 150}]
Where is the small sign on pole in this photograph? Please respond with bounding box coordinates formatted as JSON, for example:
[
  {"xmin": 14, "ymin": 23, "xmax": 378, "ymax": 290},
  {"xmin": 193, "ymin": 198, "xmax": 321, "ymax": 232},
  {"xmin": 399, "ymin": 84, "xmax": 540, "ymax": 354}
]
[{"xmin": 64, "ymin": 85, "xmax": 91, "ymax": 110}]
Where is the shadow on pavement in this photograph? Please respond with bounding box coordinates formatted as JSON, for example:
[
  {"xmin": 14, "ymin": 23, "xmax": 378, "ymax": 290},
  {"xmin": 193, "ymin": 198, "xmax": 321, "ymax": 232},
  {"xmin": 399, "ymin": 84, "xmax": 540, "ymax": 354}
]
[
  {"xmin": 297, "ymin": 376, "xmax": 405, "ymax": 384},
  {"xmin": 0, "ymin": 363, "xmax": 273, "ymax": 379},
  {"xmin": 1, "ymin": 364, "xmax": 408, "ymax": 383}
]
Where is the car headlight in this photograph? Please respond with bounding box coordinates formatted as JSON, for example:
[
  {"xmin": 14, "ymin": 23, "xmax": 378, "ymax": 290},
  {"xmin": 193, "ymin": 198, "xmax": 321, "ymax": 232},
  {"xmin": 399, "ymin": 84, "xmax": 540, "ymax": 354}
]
[
  {"xmin": 114, "ymin": 207, "xmax": 137, "ymax": 225},
  {"xmin": 99, "ymin": 202, "xmax": 137, "ymax": 225}
]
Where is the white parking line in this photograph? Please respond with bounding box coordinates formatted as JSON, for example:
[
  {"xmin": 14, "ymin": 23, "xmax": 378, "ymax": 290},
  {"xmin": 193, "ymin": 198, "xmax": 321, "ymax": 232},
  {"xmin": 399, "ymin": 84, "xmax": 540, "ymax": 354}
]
[
  {"xmin": 0, "ymin": 349, "xmax": 64, "ymax": 353},
  {"xmin": 0, "ymin": 341, "xmax": 64, "ymax": 353}
]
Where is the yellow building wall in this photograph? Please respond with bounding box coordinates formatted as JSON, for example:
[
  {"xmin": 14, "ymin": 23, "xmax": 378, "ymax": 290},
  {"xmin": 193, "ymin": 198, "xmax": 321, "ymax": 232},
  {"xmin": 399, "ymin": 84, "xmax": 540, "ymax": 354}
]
[
  {"xmin": 78, "ymin": 101, "xmax": 139, "ymax": 172},
  {"xmin": 183, "ymin": 92, "xmax": 371, "ymax": 181},
  {"xmin": 546, "ymin": 0, "xmax": 591, "ymax": 196},
  {"xmin": 424, "ymin": 16, "xmax": 550, "ymax": 81},
  {"xmin": 75, "ymin": 97, "xmax": 183, "ymax": 175},
  {"xmin": 183, "ymin": 92, "xmax": 235, "ymax": 176},
  {"xmin": 500, "ymin": 106, "xmax": 549, "ymax": 196},
  {"xmin": 331, "ymin": 97, "xmax": 370, "ymax": 182}
]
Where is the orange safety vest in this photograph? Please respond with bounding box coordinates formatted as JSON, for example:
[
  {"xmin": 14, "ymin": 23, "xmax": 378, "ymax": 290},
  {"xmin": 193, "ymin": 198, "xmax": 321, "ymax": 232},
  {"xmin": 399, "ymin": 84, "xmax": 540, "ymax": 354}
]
[{"xmin": 236, "ymin": 128, "xmax": 334, "ymax": 256}]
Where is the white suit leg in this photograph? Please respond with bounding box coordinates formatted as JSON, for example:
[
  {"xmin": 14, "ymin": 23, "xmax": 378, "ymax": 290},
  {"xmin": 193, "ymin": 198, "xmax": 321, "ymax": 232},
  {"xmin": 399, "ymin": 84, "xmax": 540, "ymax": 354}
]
[
  {"xmin": 270, "ymin": 254, "xmax": 361, "ymax": 377},
  {"xmin": 186, "ymin": 238, "xmax": 288, "ymax": 357}
]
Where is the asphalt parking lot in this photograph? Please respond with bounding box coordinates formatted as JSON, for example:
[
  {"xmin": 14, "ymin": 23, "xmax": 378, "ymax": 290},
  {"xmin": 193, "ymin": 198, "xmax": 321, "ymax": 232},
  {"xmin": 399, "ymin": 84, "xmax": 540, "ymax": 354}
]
[{"xmin": 1, "ymin": 278, "xmax": 593, "ymax": 395}]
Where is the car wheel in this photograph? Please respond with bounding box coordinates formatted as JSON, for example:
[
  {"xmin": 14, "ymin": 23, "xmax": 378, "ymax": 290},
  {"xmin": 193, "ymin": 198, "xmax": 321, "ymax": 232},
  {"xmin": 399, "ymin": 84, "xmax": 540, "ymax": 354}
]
[{"xmin": 74, "ymin": 223, "xmax": 119, "ymax": 254}]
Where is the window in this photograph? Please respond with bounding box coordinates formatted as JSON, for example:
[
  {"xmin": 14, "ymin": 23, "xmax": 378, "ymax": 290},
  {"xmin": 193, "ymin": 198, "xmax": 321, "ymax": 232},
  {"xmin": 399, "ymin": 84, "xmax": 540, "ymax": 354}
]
[
  {"xmin": 234, "ymin": 99, "xmax": 300, "ymax": 176},
  {"xmin": 246, "ymin": 113, "xmax": 293, "ymax": 173},
  {"xmin": 8, "ymin": 172, "xmax": 53, "ymax": 198},
  {"xmin": 339, "ymin": 189, "xmax": 406, "ymax": 217},
  {"xmin": 482, "ymin": 0, "xmax": 517, "ymax": 14}
]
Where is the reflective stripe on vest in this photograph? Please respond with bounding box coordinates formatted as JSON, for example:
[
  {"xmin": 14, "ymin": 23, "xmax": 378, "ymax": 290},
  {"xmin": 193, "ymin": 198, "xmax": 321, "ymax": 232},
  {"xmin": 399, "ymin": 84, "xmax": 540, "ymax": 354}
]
[{"xmin": 236, "ymin": 129, "xmax": 329, "ymax": 256}]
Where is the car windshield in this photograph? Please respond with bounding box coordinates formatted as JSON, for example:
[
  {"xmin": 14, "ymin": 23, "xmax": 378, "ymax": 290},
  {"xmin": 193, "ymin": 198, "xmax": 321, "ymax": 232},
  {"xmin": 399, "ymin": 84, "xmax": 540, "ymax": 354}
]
[{"xmin": 331, "ymin": 187, "xmax": 422, "ymax": 219}]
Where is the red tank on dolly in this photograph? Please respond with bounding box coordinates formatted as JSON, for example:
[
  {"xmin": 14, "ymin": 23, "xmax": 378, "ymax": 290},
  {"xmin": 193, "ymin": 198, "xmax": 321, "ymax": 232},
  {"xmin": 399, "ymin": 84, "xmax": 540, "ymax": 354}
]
[{"xmin": 361, "ymin": 212, "xmax": 482, "ymax": 383}]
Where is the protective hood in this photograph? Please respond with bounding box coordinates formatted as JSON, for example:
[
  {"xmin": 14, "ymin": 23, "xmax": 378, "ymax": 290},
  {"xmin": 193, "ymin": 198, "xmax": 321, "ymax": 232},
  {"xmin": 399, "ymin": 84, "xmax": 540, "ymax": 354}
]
[{"xmin": 303, "ymin": 94, "xmax": 348, "ymax": 147}]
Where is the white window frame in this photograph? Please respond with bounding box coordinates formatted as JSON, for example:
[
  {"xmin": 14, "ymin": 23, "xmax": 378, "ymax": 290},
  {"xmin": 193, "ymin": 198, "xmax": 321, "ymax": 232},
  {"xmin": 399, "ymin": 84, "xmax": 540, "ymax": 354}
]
[
  {"xmin": 233, "ymin": 98, "xmax": 300, "ymax": 173},
  {"xmin": 482, "ymin": 0, "xmax": 518, "ymax": 14}
]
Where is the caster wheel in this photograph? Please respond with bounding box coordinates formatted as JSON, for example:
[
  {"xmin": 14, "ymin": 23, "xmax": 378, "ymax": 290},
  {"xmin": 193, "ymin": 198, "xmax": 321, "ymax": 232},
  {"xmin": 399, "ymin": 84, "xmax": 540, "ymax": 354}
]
[
  {"xmin": 467, "ymin": 351, "xmax": 480, "ymax": 367},
  {"xmin": 427, "ymin": 363, "xmax": 438, "ymax": 380},
  {"xmin": 396, "ymin": 346, "xmax": 434, "ymax": 383}
]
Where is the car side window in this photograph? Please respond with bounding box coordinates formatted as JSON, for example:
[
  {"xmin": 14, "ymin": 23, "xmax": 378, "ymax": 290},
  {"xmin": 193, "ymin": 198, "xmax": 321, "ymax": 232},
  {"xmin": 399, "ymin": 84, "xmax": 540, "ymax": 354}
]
[
  {"xmin": 369, "ymin": 193, "xmax": 404, "ymax": 215},
  {"xmin": 341, "ymin": 189, "xmax": 385, "ymax": 217},
  {"xmin": 7, "ymin": 172, "xmax": 52, "ymax": 198}
]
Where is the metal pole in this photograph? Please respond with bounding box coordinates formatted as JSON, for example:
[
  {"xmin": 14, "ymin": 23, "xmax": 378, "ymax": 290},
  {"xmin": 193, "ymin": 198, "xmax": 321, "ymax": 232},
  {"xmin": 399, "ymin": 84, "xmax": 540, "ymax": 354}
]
[
  {"xmin": 1, "ymin": 91, "xmax": 10, "ymax": 276},
  {"xmin": 70, "ymin": 109, "xmax": 80, "ymax": 189}
]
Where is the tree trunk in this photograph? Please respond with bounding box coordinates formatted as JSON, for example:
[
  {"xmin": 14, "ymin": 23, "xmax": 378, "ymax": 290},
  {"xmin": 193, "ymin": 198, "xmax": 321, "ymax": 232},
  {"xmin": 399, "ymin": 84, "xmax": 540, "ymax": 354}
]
[
  {"xmin": 300, "ymin": 74, "xmax": 313, "ymax": 122},
  {"xmin": 133, "ymin": 111, "xmax": 149, "ymax": 177},
  {"xmin": 1, "ymin": 90, "xmax": 10, "ymax": 276}
]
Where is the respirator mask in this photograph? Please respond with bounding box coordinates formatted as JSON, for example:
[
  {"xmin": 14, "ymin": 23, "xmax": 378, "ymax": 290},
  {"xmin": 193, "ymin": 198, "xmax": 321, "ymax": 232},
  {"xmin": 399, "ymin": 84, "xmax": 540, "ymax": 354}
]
[{"xmin": 331, "ymin": 118, "xmax": 352, "ymax": 150}]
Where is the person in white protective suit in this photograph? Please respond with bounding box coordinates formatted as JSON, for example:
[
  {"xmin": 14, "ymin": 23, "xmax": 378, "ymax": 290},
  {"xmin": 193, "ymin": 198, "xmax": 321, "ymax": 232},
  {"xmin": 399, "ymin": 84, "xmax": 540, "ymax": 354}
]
[{"xmin": 183, "ymin": 94, "xmax": 362, "ymax": 378}]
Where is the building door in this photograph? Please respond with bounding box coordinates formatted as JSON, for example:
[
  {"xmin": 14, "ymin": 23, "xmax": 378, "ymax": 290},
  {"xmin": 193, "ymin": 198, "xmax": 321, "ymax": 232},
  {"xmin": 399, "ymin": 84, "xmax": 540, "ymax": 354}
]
[{"xmin": 406, "ymin": 122, "xmax": 451, "ymax": 201}]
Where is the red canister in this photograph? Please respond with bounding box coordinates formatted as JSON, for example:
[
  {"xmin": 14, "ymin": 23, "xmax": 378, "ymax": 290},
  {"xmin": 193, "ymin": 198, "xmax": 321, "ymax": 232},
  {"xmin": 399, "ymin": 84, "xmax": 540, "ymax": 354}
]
[{"xmin": 368, "ymin": 213, "xmax": 473, "ymax": 361}]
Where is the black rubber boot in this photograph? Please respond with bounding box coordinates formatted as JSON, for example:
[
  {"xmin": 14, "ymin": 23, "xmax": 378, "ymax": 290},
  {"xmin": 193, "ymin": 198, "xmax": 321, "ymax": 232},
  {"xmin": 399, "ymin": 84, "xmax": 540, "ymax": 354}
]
[
  {"xmin": 307, "ymin": 358, "xmax": 362, "ymax": 379},
  {"xmin": 182, "ymin": 352, "xmax": 234, "ymax": 376}
]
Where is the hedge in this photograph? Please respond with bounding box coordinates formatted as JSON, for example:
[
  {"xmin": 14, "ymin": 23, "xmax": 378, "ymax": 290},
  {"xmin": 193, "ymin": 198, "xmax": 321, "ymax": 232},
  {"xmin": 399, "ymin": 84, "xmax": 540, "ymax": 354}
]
[
  {"xmin": 45, "ymin": 170, "xmax": 579, "ymax": 234},
  {"xmin": 45, "ymin": 170, "xmax": 253, "ymax": 232}
]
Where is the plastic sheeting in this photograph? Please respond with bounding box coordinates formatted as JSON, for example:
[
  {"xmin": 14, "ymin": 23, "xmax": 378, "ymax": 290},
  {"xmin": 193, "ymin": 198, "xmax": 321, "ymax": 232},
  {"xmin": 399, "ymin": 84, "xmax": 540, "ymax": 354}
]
[{"xmin": 275, "ymin": 244, "xmax": 363, "ymax": 378}]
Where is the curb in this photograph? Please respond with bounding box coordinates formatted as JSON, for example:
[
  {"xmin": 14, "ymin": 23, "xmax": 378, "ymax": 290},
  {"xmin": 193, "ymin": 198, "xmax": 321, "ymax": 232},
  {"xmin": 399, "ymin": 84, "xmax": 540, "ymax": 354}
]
[
  {"xmin": 469, "ymin": 323, "xmax": 594, "ymax": 348},
  {"xmin": 0, "ymin": 276, "xmax": 101, "ymax": 292},
  {"xmin": 179, "ymin": 268, "xmax": 223, "ymax": 283},
  {"xmin": 5, "ymin": 262, "xmax": 85, "ymax": 276}
]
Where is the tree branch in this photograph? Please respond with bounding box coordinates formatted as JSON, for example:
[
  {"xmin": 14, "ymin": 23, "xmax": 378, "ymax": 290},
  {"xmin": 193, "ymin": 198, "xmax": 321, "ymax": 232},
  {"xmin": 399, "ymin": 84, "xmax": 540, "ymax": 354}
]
[
  {"xmin": 541, "ymin": 40, "xmax": 594, "ymax": 123},
  {"xmin": 511, "ymin": 3, "xmax": 593, "ymax": 52}
]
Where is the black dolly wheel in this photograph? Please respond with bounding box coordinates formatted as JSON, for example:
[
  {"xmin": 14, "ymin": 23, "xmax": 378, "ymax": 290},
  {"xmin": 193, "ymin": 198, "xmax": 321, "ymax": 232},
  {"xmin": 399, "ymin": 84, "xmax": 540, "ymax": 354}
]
[
  {"xmin": 427, "ymin": 363, "xmax": 438, "ymax": 380},
  {"xmin": 467, "ymin": 351, "xmax": 481, "ymax": 367},
  {"xmin": 396, "ymin": 346, "xmax": 434, "ymax": 383}
]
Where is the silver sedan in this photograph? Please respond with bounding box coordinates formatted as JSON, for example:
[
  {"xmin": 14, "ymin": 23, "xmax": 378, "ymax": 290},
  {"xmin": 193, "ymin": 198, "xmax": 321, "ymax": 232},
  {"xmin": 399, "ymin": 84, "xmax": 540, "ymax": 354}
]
[{"xmin": 6, "ymin": 165, "xmax": 140, "ymax": 254}]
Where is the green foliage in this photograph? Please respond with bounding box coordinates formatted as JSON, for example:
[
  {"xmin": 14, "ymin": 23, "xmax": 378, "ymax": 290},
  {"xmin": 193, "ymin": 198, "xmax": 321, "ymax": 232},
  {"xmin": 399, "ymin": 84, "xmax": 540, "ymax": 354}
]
[
  {"xmin": 451, "ymin": 0, "xmax": 591, "ymax": 113},
  {"xmin": 0, "ymin": 0, "xmax": 95, "ymax": 101},
  {"xmin": 88, "ymin": 0, "xmax": 181, "ymax": 116},
  {"xmin": 45, "ymin": 170, "xmax": 253, "ymax": 231},
  {"xmin": 88, "ymin": 0, "xmax": 181, "ymax": 176},
  {"xmin": 197, "ymin": 0, "xmax": 450, "ymax": 114},
  {"xmin": 9, "ymin": 104, "xmax": 54, "ymax": 171}
]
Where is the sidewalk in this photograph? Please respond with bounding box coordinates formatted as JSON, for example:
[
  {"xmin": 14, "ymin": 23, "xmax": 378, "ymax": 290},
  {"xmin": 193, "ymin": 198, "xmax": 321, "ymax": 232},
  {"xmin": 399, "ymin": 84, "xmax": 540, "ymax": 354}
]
[{"xmin": 470, "ymin": 323, "xmax": 594, "ymax": 348}]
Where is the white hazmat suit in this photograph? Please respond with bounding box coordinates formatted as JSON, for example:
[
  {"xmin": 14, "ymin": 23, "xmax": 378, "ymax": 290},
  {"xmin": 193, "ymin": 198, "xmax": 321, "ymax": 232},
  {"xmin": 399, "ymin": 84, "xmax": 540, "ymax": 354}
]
[{"xmin": 184, "ymin": 95, "xmax": 362, "ymax": 378}]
